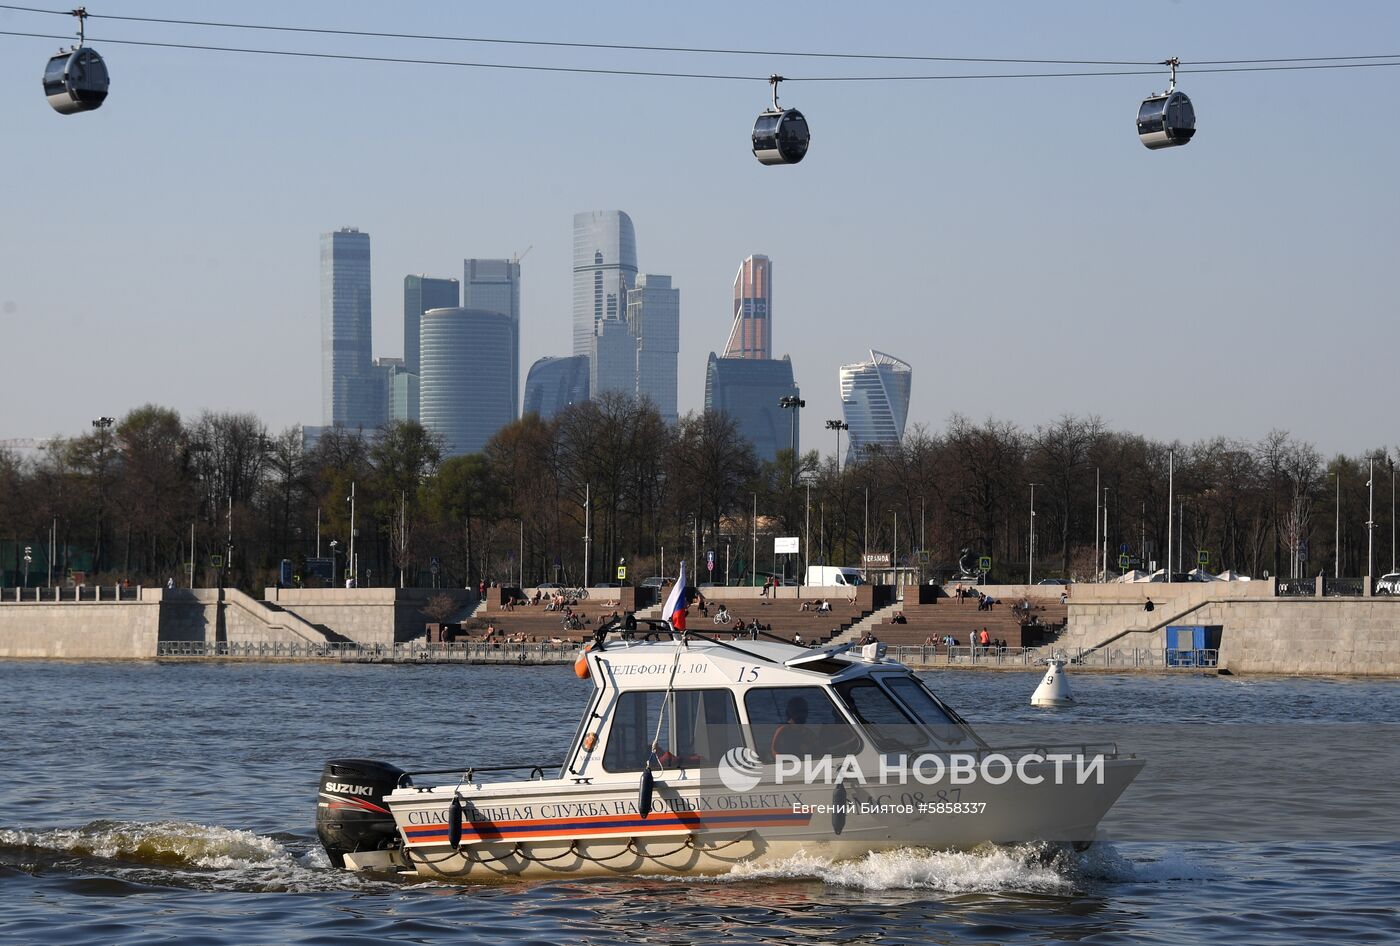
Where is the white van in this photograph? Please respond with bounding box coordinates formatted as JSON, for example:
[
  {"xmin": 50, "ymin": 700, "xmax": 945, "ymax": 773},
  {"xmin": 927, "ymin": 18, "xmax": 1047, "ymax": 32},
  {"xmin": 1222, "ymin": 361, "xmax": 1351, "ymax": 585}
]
[{"xmin": 805, "ymin": 566, "xmax": 866, "ymax": 587}]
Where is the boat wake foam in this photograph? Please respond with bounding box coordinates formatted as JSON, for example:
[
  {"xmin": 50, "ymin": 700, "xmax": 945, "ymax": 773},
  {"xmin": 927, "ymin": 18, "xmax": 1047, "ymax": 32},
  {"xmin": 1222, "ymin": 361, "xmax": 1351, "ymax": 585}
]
[
  {"xmin": 0, "ymin": 820, "xmax": 397, "ymax": 893},
  {"xmin": 692, "ymin": 842, "xmax": 1215, "ymax": 893}
]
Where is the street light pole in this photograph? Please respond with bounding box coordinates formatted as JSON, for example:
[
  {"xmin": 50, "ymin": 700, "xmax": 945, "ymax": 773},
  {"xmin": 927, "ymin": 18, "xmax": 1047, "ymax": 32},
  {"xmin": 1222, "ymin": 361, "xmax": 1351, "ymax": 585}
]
[
  {"xmin": 1367, "ymin": 456, "xmax": 1375, "ymax": 585},
  {"xmin": 1094, "ymin": 467, "xmax": 1101, "ymax": 582},
  {"xmin": 1028, "ymin": 483, "xmax": 1038, "ymax": 584},
  {"xmin": 779, "ymin": 396, "xmax": 805, "ymax": 489},
  {"xmin": 1334, "ymin": 471, "xmax": 1341, "ymax": 579},
  {"xmin": 1166, "ymin": 452, "xmax": 1173, "ymax": 582},
  {"xmin": 348, "ymin": 480, "xmax": 357, "ymax": 588},
  {"xmin": 804, "ymin": 480, "xmax": 811, "ymax": 589},
  {"xmin": 825, "ymin": 419, "xmax": 848, "ymax": 477},
  {"xmin": 1102, "ymin": 487, "xmax": 1111, "ymax": 580}
]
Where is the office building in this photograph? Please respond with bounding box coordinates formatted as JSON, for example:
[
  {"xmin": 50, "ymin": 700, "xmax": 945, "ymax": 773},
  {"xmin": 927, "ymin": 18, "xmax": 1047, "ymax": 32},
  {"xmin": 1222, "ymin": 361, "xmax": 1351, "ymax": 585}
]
[
  {"xmin": 463, "ymin": 258, "xmax": 521, "ymax": 418},
  {"xmin": 371, "ymin": 356, "xmax": 418, "ymax": 424},
  {"xmin": 573, "ymin": 211, "xmax": 638, "ymax": 360},
  {"xmin": 403, "ymin": 275, "xmax": 459, "ymax": 408},
  {"xmin": 725, "ymin": 254, "xmax": 771, "ymax": 360},
  {"xmin": 591, "ymin": 317, "xmax": 636, "ymax": 398},
  {"xmin": 320, "ymin": 227, "xmax": 376, "ymax": 428},
  {"xmin": 420, "ymin": 308, "xmax": 518, "ymax": 456},
  {"xmin": 704, "ymin": 353, "xmax": 800, "ymax": 463},
  {"xmin": 625, "ymin": 274, "xmax": 680, "ymax": 424},
  {"xmin": 839, "ymin": 350, "xmax": 913, "ymax": 463},
  {"xmin": 523, "ymin": 355, "xmax": 590, "ymax": 420}
]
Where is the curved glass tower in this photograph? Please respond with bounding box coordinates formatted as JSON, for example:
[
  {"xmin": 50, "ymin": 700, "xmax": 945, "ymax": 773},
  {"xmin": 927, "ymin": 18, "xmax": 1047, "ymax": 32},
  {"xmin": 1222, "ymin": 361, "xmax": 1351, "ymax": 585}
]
[
  {"xmin": 420, "ymin": 307, "xmax": 518, "ymax": 457},
  {"xmin": 839, "ymin": 350, "xmax": 912, "ymax": 463},
  {"xmin": 524, "ymin": 355, "xmax": 590, "ymax": 419},
  {"xmin": 572, "ymin": 211, "xmax": 638, "ymax": 360}
]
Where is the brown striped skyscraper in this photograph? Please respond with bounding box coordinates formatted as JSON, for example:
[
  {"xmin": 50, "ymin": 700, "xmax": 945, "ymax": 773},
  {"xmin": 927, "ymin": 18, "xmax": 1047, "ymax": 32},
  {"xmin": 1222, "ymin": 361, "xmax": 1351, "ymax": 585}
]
[{"xmin": 724, "ymin": 254, "xmax": 771, "ymax": 360}]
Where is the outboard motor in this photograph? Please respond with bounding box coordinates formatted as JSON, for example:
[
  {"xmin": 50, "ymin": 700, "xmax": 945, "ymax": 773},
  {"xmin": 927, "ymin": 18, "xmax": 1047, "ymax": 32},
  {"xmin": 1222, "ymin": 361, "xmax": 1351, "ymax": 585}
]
[{"xmin": 316, "ymin": 759, "xmax": 408, "ymax": 868}]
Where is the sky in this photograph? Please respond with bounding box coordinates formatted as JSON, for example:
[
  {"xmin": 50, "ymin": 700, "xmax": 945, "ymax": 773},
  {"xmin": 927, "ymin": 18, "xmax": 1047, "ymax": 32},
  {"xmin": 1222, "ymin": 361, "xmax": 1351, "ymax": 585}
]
[{"xmin": 2, "ymin": 1, "xmax": 1397, "ymax": 457}]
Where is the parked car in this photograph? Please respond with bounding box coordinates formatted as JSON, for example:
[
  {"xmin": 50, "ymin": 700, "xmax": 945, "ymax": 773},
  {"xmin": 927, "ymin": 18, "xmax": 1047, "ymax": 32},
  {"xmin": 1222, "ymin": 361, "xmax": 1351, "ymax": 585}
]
[
  {"xmin": 1376, "ymin": 573, "xmax": 1400, "ymax": 595},
  {"xmin": 641, "ymin": 576, "xmax": 673, "ymax": 588},
  {"xmin": 1036, "ymin": 578, "xmax": 1071, "ymax": 585}
]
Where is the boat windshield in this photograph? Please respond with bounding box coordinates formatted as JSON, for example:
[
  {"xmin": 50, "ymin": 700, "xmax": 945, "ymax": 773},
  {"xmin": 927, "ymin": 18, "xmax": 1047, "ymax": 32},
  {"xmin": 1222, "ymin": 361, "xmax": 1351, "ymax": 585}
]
[
  {"xmin": 877, "ymin": 674, "xmax": 970, "ymax": 746},
  {"xmin": 834, "ymin": 679, "xmax": 928, "ymax": 753}
]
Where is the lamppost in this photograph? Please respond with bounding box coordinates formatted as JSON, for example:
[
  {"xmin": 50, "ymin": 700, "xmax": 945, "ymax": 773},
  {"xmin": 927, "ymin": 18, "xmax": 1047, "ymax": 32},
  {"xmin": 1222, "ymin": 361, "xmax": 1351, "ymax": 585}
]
[
  {"xmin": 347, "ymin": 481, "xmax": 357, "ymax": 588},
  {"xmin": 1367, "ymin": 456, "xmax": 1376, "ymax": 586},
  {"xmin": 23, "ymin": 546, "xmax": 32, "ymax": 588},
  {"xmin": 91, "ymin": 416, "xmax": 115, "ymax": 576},
  {"xmin": 1330, "ymin": 470, "xmax": 1340, "ymax": 578},
  {"xmin": 1028, "ymin": 484, "xmax": 1039, "ymax": 584},
  {"xmin": 1102, "ymin": 487, "xmax": 1111, "ymax": 581},
  {"xmin": 779, "ymin": 396, "xmax": 805, "ymax": 488},
  {"xmin": 825, "ymin": 419, "xmax": 848, "ymax": 476},
  {"xmin": 329, "ymin": 540, "xmax": 340, "ymax": 586}
]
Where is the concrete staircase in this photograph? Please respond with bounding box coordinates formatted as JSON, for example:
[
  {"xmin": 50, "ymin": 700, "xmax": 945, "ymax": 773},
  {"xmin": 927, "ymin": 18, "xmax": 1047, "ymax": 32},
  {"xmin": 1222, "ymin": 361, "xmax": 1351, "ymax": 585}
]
[
  {"xmin": 225, "ymin": 590, "xmax": 345, "ymax": 644},
  {"xmin": 825, "ymin": 602, "xmax": 903, "ymax": 645}
]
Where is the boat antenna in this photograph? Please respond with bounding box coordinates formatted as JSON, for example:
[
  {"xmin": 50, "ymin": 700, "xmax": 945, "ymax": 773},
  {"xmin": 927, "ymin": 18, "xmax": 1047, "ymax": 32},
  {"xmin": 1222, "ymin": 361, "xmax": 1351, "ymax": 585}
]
[{"xmin": 639, "ymin": 636, "xmax": 686, "ymax": 818}]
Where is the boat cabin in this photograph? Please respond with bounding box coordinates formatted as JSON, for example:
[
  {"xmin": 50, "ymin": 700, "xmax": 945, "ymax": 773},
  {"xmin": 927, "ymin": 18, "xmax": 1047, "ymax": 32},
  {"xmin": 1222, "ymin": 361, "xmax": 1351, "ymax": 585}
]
[{"xmin": 563, "ymin": 634, "xmax": 980, "ymax": 783}]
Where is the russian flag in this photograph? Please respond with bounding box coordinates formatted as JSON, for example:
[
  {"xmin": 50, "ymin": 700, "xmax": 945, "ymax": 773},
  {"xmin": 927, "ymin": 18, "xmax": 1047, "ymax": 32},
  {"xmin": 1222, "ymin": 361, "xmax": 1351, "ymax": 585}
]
[{"xmin": 662, "ymin": 559, "xmax": 689, "ymax": 630}]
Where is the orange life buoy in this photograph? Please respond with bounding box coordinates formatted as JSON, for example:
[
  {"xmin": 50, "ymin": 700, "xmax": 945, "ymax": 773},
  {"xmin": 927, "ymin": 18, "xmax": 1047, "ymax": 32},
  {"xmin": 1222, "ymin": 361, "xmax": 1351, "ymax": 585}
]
[{"xmin": 574, "ymin": 643, "xmax": 593, "ymax": 679}]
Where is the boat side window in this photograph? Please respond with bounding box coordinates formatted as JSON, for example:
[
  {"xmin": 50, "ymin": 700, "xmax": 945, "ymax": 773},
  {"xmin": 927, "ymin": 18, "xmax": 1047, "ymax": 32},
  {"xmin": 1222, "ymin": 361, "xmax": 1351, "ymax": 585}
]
[
  {"xmin": 601, "ymin": 689, "xmax": 744, "ymax": 772},
  {"xmin": 834, "ymin": 679, "xmax": 928, "ymax": 753},
  {"xmin": 743, "ymin": 686, "xmax": 862, "ymax": 762},
  {"xmin": 878, "ymin": 674, "xmax": 967, "ymax": 746}
]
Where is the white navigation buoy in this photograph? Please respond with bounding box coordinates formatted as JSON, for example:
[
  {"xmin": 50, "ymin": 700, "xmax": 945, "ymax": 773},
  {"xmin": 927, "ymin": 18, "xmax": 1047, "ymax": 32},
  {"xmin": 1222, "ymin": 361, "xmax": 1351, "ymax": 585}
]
[{"xmin": 1031, "ymin": 658, "xmax": 1075, "ymax": 707}]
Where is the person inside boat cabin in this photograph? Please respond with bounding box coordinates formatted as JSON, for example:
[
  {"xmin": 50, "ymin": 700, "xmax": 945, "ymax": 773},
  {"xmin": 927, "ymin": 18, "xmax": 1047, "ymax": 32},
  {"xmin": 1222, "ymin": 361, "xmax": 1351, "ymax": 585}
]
[{"xmin": 771, "ymin": 696, "xmax": 814, "ymax": 758}]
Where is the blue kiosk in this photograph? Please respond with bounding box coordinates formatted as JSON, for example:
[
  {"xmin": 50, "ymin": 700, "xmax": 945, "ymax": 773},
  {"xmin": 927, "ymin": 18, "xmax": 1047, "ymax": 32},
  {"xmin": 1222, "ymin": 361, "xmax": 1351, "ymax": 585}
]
[{"xmin": 1166, "ymin": 625, "xmax": 1223, "ymax": 667}]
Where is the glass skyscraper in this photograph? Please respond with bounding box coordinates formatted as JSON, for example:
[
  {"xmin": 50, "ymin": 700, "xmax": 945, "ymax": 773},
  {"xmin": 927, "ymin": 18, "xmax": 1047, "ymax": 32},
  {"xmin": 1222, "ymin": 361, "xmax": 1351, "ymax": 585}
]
[
  {"xmin": 420, "ymin": 308, "xmax": 518, "ymax": 457},
  {"xmin": 573, "ymin": 211, "xmax": 638, "ymax": 362},
  {"xmin": 704, "ymin": 353, "xmax": 800, "ymax": 463},
  {"xmin": 463, "ymin": 259, "xmax": 521, "ymax": 418},
  {"xmin": 839, "ymin": 350, "xmax": 913, "ymax": 463},
  {"xmin": 523, "ymin": 355, "xmax": 590, "ymax": 420},
  {"xmin": 320, "ymin": 227, "xmax": 376, "ymax": 428},
  {"xmin": 626, "ymin": 274, "xmax": 680, "ymax": 424},
  {"xmin": 725, "ymin": 254, "xmax": 771, "ymax": 360},
  {"xmin": 403, "ymin": 274, "xmax": 458, "ymax": 368},
  {"xmin": 591, "ymin": 317, "xmax": 636, "ymax": 398}
]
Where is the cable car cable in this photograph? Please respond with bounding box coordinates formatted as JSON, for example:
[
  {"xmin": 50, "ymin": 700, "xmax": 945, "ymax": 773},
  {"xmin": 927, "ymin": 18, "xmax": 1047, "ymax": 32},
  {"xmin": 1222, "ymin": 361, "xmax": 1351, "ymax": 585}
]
[
  {"xmin": 4, "ymin": 28, "xmax": 1397, "ymax": 84},
  {"xmin": 1, "ymin": 3, "xmax": 1397, "ymax": 70}
]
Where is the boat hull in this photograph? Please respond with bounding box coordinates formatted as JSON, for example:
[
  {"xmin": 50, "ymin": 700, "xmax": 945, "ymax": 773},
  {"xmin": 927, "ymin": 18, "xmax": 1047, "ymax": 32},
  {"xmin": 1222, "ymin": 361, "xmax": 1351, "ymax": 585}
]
[{"xmin": 378, "ymin": 756, "xmax": 1144, "ymax": 880}]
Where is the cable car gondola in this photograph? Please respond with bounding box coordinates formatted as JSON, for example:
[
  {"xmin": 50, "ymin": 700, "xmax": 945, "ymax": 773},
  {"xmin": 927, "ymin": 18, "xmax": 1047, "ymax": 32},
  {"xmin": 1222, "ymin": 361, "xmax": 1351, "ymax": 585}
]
[
  {"xmin": 1137, "ymin": 58, "xmax": 1194, "ymax": 150},
  {"xmin": 42, "ymin": 7, "xmax": 109, "ymax": 115},
  {"xmin": 752, "ymin": 75, "xmax": 809, "ymax": 166}
]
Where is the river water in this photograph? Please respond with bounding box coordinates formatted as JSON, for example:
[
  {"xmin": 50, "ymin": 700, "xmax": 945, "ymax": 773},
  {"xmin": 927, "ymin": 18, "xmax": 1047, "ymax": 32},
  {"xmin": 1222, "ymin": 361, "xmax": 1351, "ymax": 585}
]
[{"xmin": 1, "ymin": 661, "xmax": 1397, "ymax": 945}]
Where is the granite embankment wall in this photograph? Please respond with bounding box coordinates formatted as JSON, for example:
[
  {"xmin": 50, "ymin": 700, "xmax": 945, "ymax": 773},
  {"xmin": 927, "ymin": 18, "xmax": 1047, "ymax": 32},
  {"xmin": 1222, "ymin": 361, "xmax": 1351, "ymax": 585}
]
[
  {"xmin": 0, "ymin": 587, "xmax": 475, "ymax": 658},
  {"xmin": 0, "ymin": 596, "xmax": 161, "ymax": 658},
  {"xmin": 1054, "ymin": 581, "xmax": 1400, "ymax": 675}
]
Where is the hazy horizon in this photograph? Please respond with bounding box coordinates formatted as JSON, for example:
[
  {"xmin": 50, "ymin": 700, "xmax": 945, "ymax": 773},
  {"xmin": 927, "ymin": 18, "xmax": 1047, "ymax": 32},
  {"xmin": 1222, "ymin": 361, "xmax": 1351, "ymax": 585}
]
[{"xmin": 4, "ymin": 1, "xmax": 1397, "ymax": 456}]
